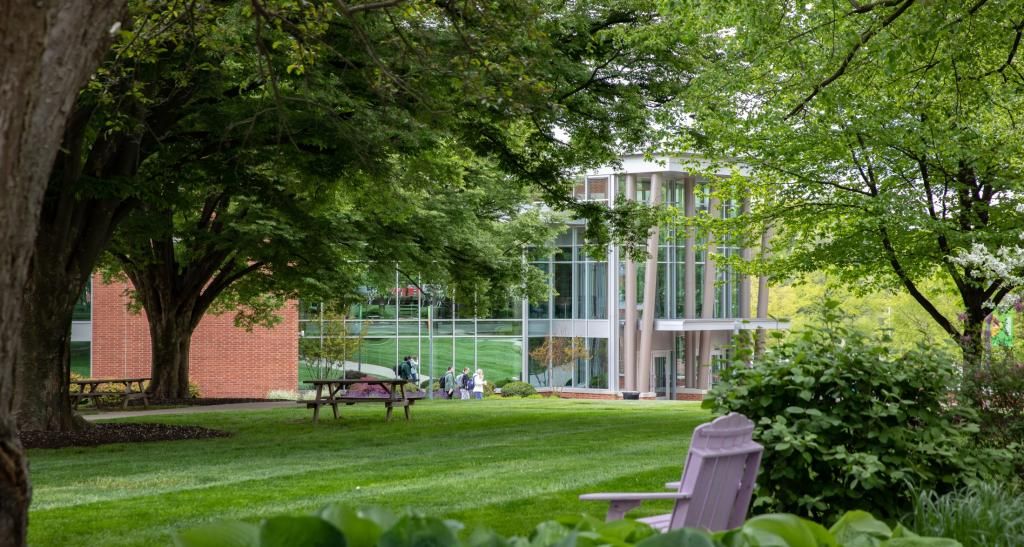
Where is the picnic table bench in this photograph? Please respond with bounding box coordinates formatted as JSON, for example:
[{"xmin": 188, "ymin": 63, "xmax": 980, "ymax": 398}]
[
  {"xmin": 304, "ymin": 378, "xmax": 424, "ymax": 424},
  {"xmin": 71, "ymin": 377, "xmax": 150, "ymax": 410}
]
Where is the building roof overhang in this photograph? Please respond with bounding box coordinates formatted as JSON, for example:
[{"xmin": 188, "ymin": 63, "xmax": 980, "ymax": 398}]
[{"xmin": 654, "ymin": 318, "xmax": 789, "ymax": 332}]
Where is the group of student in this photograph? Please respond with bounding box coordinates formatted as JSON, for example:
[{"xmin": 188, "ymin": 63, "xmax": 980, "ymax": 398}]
[
  {"xmin": 397, "ymin": 355, "xmax": 419, "ymax": 382},
  {"xmin": 440, "ymin": 365, "xmax": 484, "ymax": 400}
]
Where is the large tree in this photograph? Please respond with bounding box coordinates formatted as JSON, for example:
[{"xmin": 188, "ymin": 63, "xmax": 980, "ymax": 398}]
[
  {"xmin": 668, "ymin": 0, "xmax": 1024, "ymax": 366},
  {"xmin": 20, "ymin": 0, "xmax": 689, "ymax": 408},
  {"xmin": 0, "ymin": 1, "xmax": 127, "ymax": 543}
]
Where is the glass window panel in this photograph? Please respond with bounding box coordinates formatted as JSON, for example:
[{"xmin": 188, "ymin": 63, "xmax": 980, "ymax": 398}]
[
  {"xmin": 528, "ymin": 337, "xmax": 550, "ymax": 387},
  {"xmin": 588, "ymin": 262, "xmax": 608, "ymax": 319},
  {"xmin": 356, "ymin": 338, "xmax": 399, "ymax": 372},
  {"xmin": 70, "ymin": 341, "xmax": 90, "ymax": 377},
  {"xmin": 477, "ymin": 338, "xmax": 522, "ymax": 382},
  {"xmin": 476, "ymin": 320, "xmax": 522, "ymax": 336},
  {"xmin": 573, "ymin": 177, "xmax": 586, "ymax": 200},
  {"xmin": 299, "ymin": 320, "xmax": 322, "ymax": 337},
  {"xmin": 588, "ymin": 338, "xmax": 609, "ymax": 389},
  {"xmin": 453, "ymin": 320, "xmax": 474, "ymax": 336},
  {"xmin": 528, "ymin": 320, "xmax": 551, "ymax": 336},
  {"xmin": 574, "ymin": 262, "xmax": 586, "ymax": 319},
  {"xmin": 396, "ymin": 287, "xmax": 420, "ymax": 318},
  {"xmin": 636, "ymin": 178, "xmax": 651, "ymax": 203},
  {"xmin": 553, "ymin": 263, "xmax": 573, "ymax": 319},
  {"xmin": 587, "ymin": 177, "xmax": 608, "ymax": 201},
  {"xmin": 397, "ymin": 321, "xmax": 420, "ymax": 336},
  {"xmin": 433, "ymin": 320, "xmax": 454, "ymax": 336}
]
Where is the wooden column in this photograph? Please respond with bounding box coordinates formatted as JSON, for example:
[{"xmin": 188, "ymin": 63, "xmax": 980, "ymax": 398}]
[
  {"xmin": 738, "ymin": 198, "xmax": 752, "ymax": 319},
  {"xmin": 637, "ymin": 173, "xmax": 663, "ymax": 394},
  {"xmin": 699, "ymin": 188, "xmax": 719, "ymax": 390},
  {"xmin": 755, "ymin": 226, "xmax": 772, "ymax": 358},
  {"xmin": 623, "ymin": 174, "xmax": 638, "ymax": 391},
  {"xmin": 683, "ymin": 177, "xmax": 697, "ymax": 388}
]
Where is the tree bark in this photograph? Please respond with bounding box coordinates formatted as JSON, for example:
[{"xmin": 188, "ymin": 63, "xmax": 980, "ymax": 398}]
[
  {"xmin": 0, "ymin": 1, "xmax": 126, "ymax": 543},
  {"xmin": 146, "ymin": 311, "xmax": 194, "ymax": 400},
  {"xmin": 12, "ymin": 258, "xmax": 83, "ymax": 432}
]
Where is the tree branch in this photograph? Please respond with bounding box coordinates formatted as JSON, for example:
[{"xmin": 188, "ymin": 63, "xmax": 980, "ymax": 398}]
[{"xmin": 787, "ymin": 0, "xmax": 916, "ymax": 118}]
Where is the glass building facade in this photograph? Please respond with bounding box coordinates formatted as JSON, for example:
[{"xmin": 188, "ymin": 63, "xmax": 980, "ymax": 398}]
[{"xmin": 298, "ymin": 154, "xmax": 786, "ymax": 398}]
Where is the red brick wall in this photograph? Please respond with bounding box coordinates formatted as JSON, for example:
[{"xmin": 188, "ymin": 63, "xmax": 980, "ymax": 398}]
[{"xmin": 90, "ymin": 274, "xmax": 298, "ymax": 398}]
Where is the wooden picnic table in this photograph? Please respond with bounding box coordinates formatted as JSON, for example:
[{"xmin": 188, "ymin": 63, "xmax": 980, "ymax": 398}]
[
  {"xmin": 71, "ymin": 377, "xmax": 150, "ymax": 410},
  {"xmin": 304, "ymin": 378, "xmax": 423, "ymax": 424}
]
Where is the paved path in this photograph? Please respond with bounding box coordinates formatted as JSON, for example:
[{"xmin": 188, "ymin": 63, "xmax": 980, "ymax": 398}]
[{"xmin": 83, "ymin": 401, "xmax": 298, "ymax": 421}]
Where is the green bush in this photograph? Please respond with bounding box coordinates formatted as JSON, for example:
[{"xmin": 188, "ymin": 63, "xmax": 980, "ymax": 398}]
[
  {"xmin": 963, "ymin": 355, "xmax": 1024, "ymax": 450},
  {"xmin": 483, "ymin": 381, "xmax": 496, "ymax": 397},
  {"xmin": 909, "ymin": 482, "xmax": 1024, "ymax": 547},
  {"xmin": 500, "ymin": 381, "xmax": 537, "ymax": 397},
  {"xmin": 706, "ymin": 299, "xmax": 1012, "ymax": 521},
  {"xmin": 176, "ymin": 504, "xmax": 960, "ymax": 546},
  {"xmin": 493, "ymin": 377, "xmax": 519, "ymax": 388}
]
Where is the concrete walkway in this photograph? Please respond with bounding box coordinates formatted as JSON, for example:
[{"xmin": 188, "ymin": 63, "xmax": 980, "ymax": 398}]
[{"xmin": 83, "ymin": 401, "xmax": 298, "ymax": 421}]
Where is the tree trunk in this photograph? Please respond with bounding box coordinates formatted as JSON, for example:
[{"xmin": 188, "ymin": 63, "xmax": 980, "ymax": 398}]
[
  {"xmin": 0, "ymin": 2, "xmax": 125, "ymax": 543},
  {"xmin": 960, "ymin": 314, "xmax": 987, "ymax": 371},
  {"xmin": 147, "ymin": 312, "xmax": 194, "ymax": 400},
  {"xmin": 12, "ymin": 260, "xmax": 83, "ymax": 431}
]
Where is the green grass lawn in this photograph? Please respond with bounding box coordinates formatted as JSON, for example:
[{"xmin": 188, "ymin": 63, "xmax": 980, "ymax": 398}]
[{"xmin": 28, "ymin": 399, "xmax": 708, "ymax": 546}]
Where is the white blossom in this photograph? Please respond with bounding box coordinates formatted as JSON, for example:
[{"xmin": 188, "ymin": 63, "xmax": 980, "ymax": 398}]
[{"xmin": 949, "ymin": 243, "xmax": 1024, "ymax": 287}]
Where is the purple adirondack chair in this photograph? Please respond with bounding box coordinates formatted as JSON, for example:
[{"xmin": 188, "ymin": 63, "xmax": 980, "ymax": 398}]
[{"xmin": 579, "ymin": 412, "xmax": 763, "ymax": 532}]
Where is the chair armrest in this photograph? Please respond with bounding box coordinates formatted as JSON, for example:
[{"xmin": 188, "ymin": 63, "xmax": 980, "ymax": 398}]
[
  {"xmin": 579, "ymin": 492, "xmax": 691, "ymax": 522},
  {"xmin": 664, "ymin": 481, "xmax": 681, "ymax": 490},
  {"xmin": 580, "ymin": 492, "xmax": 690, "ymax": 502}
]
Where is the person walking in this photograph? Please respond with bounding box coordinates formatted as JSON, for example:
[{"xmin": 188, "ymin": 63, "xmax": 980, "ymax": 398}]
[
  {"xmin": 442, "ymin": 366, "xmax": 456, "ymax": 399},
  {"xmin": 472, "ymin": 369, "xmax": 485, "ymax": 400},
  {"xmin": 458, "ymin": 367, "xmax": 471, "ymax": 400}
]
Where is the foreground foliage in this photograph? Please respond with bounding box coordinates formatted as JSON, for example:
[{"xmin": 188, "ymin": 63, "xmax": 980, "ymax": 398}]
[
  {"xmin": 176, "ymin": 504, "xmax": 960, "ymax": 547},
  {"xmin": 707, "ymin": 301, "xmax": 1011, "ymax": 520},
  {"xmin": 909, "ymin": 482, "xmax": 1024, "ymax": 547}
]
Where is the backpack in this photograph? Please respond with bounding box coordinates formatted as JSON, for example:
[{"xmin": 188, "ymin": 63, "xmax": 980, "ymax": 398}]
[
  {"xmin": 466, "ymin": 376, "xmax": 475, "ymax": 390},
  {"xmin": 398, "ymin": 361, "xmax": 410, "ymax": 380},
  {"xmin": 439, "ymin": 375, "xmax": 447, "ymax": 389},
  {"xmin": 459, "ymin": 373, "xmax": 471, "ymax": 390}
]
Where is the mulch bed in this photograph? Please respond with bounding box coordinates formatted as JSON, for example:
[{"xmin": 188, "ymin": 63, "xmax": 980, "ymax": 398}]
[{"xmin": 20, "ymin": 423, "xmax": 231, "ymax": 449}]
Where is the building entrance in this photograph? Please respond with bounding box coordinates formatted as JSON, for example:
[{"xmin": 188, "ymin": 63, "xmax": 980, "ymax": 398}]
[{"xmin": 652, "ymin": 350, "xmax": 672, "ymax": 399}]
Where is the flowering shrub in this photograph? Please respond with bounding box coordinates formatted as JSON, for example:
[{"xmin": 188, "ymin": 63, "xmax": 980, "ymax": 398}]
[{"xmin": 706, "ymin": 300, "xmax": 1013, "ymax": 521}]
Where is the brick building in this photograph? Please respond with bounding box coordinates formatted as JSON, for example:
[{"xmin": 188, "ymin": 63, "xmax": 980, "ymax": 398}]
[{"xmin": 73, "ymin": 273, "xmax": 298, "ymax": 398}]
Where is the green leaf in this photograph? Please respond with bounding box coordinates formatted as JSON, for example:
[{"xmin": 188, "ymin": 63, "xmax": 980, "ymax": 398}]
[
  {"xmin": 318, "ymin": 505, "xmax": 384, "ymax": 547},
  {"xmin": 259, "ymin": 516, "xmax": 346, "ymax": 547},
  {"xmin": 829, "ymin": 510, "xmax": 891, "ymax": 547},
  {"xmin": 636, "ymin": 528, "xmax": 719, "ymax": 547},
  {"xmin": 173, "ymin": 521, "xmax": 259, "ymax": 547},
  {"xmin": 378, "ymin": 515, "xmax": 459, "ymax": 547},
  {"xmin": 734, "ymin": 514, "xmax": 837, "ymax": 547}
]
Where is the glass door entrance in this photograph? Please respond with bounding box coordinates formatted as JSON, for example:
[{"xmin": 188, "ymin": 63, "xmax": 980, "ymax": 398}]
[{"xmin": 652, "ymin": 350, "xmax": 671, "ymax": 399}]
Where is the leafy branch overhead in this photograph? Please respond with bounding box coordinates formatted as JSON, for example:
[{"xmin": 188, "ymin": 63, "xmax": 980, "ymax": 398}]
[{"xmin": 666, "ymin": 0, "xmax": 1024, "ymax": 364}]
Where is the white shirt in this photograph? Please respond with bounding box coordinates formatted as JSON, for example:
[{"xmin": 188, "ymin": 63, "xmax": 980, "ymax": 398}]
[{"xmin": 472, "ymin": 372, "xmax": 484, "ymax": 392}]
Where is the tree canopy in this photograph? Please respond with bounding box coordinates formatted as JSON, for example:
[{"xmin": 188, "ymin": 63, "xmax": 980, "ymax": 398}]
[{"xmin": 666, "ymin": 0, "xmax": 1024, "ymax": 363}]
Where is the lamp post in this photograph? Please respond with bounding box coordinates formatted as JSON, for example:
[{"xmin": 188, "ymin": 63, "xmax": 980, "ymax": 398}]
[{"xmin": 427, "ymin": 286, "xmax": 435, "ymax": 400}]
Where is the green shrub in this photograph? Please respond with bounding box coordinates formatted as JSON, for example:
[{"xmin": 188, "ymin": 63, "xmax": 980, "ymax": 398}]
[
  {"xmin": 706, "ymin": 299, "xmax": 1012, "ymax": 521},
  {"xmin": 908, "ymin": 482, "xmax": 1024, "ymax": 547},
  {"xmin": 493, "ymin": 377, "xmax": 518, "ymax": 388},
  {"xmin": 963, "ymin": 356, "xmax": 1024, "ymax": 461},
  {"xmin": 483, "ymin": 381, "xmax": 496, "ymax": 397},
  {"xmin": 176, "ymin": 504, "xmax": 960, "ymax": 547},
  {"xmin": 188, "ymin": 382, "xmax": 201, "ymax": 399},
  {"xmin": 500, "ymin": 381, "xmax": 537, "ymax": 397}
]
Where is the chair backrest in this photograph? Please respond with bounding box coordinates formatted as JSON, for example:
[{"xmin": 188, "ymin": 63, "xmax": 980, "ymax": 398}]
[{"xmin": 669, "ymin": 412, "xmax": 763, "ymax": 532}]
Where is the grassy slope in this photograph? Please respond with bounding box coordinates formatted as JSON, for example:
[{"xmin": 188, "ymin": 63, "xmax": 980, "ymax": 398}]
[{"xmin": 28, "ymin": 399, "xmax": 707, "ymax": 546}]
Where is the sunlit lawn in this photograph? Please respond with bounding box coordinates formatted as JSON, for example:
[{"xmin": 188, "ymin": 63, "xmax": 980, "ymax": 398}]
[{"xmin": 28, "ymin": 398, "xmax": 708, "ymax": 546}]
